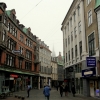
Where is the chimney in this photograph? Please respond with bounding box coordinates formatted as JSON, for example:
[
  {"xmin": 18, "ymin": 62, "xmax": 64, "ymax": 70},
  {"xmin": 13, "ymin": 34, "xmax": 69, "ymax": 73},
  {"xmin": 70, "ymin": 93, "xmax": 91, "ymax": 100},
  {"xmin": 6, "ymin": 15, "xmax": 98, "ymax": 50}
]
[
  {"xmin": 28, "ymin": 27, "xmax": 31, "ymax": 32},
  {"xmin": 0, "ymin": 3, "xmax": 7, "ymax": 11}
]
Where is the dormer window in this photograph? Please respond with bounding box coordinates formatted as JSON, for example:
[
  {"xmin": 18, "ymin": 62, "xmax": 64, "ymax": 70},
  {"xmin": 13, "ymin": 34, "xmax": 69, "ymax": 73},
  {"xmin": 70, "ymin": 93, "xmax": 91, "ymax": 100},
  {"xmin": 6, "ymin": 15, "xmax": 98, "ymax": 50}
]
[{"xmin": 4, "ymin": 16, "xmax": 7, "ymax": 24}]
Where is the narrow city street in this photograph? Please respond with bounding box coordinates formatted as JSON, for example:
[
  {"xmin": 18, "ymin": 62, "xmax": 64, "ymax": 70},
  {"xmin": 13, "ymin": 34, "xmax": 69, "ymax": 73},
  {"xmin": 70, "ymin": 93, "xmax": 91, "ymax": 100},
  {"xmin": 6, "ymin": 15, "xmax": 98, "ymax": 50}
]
[{"xmin": 3, "ymin": 88, "xmax": 100, "ymax": 100}]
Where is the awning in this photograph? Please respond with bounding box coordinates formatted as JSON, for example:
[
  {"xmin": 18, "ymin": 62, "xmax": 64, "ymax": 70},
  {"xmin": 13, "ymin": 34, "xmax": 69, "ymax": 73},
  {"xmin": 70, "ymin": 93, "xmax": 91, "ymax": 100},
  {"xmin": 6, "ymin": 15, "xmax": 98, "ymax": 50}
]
[{"xmin": 0, "ymin": 67, "xmax": 39, "ymax": 76}]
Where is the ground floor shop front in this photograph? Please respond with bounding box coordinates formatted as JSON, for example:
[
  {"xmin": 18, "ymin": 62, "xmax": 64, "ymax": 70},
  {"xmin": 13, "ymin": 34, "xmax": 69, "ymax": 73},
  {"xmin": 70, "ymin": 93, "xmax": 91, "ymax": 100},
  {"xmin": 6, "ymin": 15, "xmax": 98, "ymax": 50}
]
[
  {"xmin": 0, "ymin": 70, "xmax": 39, "ymax": 93},
  {"xmin": 82, "ymin": 77, "xmax": 100, "ymax": 97}
]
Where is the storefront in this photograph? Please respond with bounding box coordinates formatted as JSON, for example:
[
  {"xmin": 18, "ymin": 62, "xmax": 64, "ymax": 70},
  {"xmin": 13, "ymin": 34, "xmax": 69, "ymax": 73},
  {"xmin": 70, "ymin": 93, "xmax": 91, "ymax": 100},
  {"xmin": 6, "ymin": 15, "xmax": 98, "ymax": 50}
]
[{"xmin": 82, "ymin": 67, "xmax": 98, "ymax": 97}]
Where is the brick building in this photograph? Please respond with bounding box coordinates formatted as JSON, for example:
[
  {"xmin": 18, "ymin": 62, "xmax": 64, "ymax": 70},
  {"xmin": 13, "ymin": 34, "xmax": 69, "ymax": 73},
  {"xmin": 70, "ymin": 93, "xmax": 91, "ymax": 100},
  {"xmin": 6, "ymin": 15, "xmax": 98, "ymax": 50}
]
[{"xmin": 0, "ymin": 2, "xmax": 40, "ymax": 92}]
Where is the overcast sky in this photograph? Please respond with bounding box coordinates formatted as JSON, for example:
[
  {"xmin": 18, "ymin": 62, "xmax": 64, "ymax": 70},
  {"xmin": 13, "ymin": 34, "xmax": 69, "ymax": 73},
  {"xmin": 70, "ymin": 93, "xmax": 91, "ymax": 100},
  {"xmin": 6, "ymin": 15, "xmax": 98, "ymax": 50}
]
[{"xmin": 0, "ymin": 0, "xmax": 73, "ymax": 56}]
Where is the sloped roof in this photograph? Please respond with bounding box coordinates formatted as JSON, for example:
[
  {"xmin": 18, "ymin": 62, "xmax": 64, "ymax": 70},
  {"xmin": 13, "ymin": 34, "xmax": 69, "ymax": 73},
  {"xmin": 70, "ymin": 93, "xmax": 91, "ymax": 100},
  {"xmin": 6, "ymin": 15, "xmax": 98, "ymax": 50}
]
[{"xmin": 95, "ymin": 0, "xmax": 100, "ymax": 9}]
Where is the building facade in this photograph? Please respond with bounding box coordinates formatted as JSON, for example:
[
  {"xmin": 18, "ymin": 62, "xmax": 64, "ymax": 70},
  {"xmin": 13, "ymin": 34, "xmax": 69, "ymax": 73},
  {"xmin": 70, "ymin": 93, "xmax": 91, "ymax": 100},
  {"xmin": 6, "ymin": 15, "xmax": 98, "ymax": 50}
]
[
  {"xmin": 56, "ymin": 52, "xmax": 64, "ymax": 85},
  {"xmin": 61, "ymin": 0, "xmax": 100, "ymax": 97},
  {"xmin": 61, "ymin": 0, "xmax": 86, "ymax": 95},
  {"xmin": 0, "ymin": 3, "xmax": 40, "ymax": 93},
  {"xmin": 51, "ymin": 57, "xmax": 58, "ymax": 88},
  {"xmin": 38, "ymin": 39, "xmax": 52, "ymax": 89},
  {"xmin": 82, "ymin": 0, "xmax": 99, "ymax": 97}
]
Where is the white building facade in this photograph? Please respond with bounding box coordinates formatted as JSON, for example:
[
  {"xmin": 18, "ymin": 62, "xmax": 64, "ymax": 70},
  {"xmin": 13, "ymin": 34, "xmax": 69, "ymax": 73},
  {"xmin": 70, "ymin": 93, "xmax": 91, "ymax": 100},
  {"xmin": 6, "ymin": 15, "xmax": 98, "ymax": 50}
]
[
  {"xmin": 38, "ymin": 39, "xmax": 52, "ymax": 89},
  {"xmin": 61, "ymin": 0, "xmax": 87, "ymax": 94}
]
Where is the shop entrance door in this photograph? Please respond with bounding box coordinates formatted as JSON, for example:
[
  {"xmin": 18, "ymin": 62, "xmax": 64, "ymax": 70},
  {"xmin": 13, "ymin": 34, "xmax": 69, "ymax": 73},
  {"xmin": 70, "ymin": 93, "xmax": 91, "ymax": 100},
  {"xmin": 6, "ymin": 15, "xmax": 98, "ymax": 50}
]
[{"xmin": 90, "ymin": 80, "xmax": 98, "ymax": 97}]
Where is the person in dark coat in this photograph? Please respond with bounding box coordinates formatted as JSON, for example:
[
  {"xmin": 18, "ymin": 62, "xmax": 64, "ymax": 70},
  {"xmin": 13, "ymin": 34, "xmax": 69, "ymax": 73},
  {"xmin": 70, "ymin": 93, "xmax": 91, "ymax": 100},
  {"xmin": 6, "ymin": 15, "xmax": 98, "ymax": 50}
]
[
  {"xmin": 71, "ymin": 85, "xmax": 76, "ymax": 97},
  {"xmin": 64, "ymin": 84, "xmax": 69, "ymax": 96},
  {"xmin": 59, "ymin": 84, "xmax": 64, "ymax": 97}
]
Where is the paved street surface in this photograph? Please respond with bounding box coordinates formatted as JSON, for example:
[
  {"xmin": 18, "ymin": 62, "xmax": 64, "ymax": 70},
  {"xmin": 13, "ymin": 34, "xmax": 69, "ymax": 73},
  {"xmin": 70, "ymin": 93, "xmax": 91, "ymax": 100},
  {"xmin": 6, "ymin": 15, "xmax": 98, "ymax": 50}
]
[{"xmin": 2, "ymin": 88, "xmax": 100, "ymax": 100}]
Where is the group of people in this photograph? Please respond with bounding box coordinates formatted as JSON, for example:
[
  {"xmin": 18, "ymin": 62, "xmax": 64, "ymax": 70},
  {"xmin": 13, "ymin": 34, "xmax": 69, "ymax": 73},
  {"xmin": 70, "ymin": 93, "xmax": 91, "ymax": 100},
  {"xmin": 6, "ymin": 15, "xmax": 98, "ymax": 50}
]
[
  {"xmin": 26, "ymin": 83, "xmax": 75, "ymax": 100},
  {"xmin": 59, "ymin": 84, "xmax": 76, "ymax": 97},
  {"xmin": 43, "ymin": 83, "xmax": 76, "ymax": 100}
]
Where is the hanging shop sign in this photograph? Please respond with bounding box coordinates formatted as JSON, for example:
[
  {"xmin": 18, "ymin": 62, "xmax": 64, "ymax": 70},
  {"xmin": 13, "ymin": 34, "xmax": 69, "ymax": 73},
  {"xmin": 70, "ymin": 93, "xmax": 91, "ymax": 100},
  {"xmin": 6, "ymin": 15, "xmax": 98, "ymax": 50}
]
[
  {"xmin": 10, "ymin": 74, "xmax": 18, "ymax": 78},
  {"xmin": 86, "ymin": 57, "xmax": 96, "ymax": 67},
  {"xmin": 82, "ymin": 68, "xmax": 96, "ymax": 77}
]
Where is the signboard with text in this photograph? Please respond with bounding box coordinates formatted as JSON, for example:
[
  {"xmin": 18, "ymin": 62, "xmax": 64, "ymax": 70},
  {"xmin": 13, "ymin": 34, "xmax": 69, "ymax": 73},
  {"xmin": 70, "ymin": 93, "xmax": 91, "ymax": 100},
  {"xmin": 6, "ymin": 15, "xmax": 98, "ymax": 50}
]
[
  {"xmin": 86, "ymin": 57, "xmax": 96, "ymax": 67},
  {"xmin": 82, "ymin": 68, "xmax": 96, "ymax": 77}
]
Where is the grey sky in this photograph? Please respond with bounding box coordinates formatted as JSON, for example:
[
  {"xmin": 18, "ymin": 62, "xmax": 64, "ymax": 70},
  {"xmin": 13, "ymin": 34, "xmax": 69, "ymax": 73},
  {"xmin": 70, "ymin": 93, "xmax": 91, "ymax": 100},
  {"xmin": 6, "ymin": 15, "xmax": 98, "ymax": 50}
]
[{"xmin": 0, "ymin": 0, "xmax": 73, "ymax": 56}]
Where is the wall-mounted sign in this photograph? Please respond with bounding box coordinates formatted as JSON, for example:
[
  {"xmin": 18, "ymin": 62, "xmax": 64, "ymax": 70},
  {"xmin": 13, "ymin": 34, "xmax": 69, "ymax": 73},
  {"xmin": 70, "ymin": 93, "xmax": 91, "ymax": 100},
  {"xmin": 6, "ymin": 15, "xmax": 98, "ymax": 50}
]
[
  {"xmin": 86, "ymin": 57, "xmax": 96, "ymax": 67},
  {"xmin": 82, "ymin": 68, "xmax": 96, "ymax": 77},
  {"xmin": 12, "ymin": 50, "xmax": 21, "ymax": 53}
]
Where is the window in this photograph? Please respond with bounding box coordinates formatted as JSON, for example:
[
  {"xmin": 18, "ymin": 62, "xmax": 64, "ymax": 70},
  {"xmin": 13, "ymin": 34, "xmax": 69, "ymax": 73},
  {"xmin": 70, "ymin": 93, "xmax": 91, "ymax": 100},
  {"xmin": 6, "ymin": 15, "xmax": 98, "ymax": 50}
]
[
  {"xmin": 68, "ymin": 51, "xmax": 70, "ymax": 61},
  {"xmin": 66, "ymin": 39, "xmax": 67, "ymax": 47},
  {"xmin": 66, "ymin": 53, "xmax": 67, "ymax": 62},
  {"xmin": 26, "ymin": 50, "xmax": 32, "ymax": 60},
  {"xmin": 67, "ymin": 23, "xmax": 69, "ymax": 31},
  {"xmin": 8, "ymin": 23, "xmax": 10, "ymax": 31},
  {"xmin": 25, "ymin": 62, "xmax": 32, "ymax": 70},
  {"xmin": 20, "ymin": 34, "xmax": 24, "ymax": 42},
  {"xmin": 2, "ymin": 30, "xmax": 6, "ymax": 41},
  {"xmin": 19, "ymin": 46, "xmax": 23, "ymax": 54},
  {"xmin": 75, "ymin": 45, "xmax": 77, "ymax": 57},
  {"xmin": 73, "ymin": 12, "xmax": 76, "ymax": 22},
  {"xmin": 78, "ymin": 21, "xmax": 81, "ymax": 33},
  {"xmin": 79, "ymin": 41, "xmax": 82, "ymax": 59},
  {"xmin": 68, "ymin": 36, "xmax": 70, "ymax": 44},
  {"xmin": 71, "ymin": 48, "xmax": 73, "ymax": 59},
  {"xmin": 15, "ymin": 30, "xmax": 17, "ymax": 37},
  {"xmin": 7, "ymin": 39, "xmax": 16, "ymax": 50},
  {"xmin": 88, "ymin": 33, "xmax": 95, "ymax": 56},
  {"xmin": 19, "ymin": 60, "xmax": 22, "ymax": 69},
  {"xmin": 74, "ymin": 27, "xmax": 77, "ymax": 37},
  {"xmin": 10, "ymin": 24, "xmax": 13, "ymax": 33},
  {"xmin": 88, "ymin": 10, "xmax": 92, "ymax": 26},
  {"xmin": 4, "ymin": 16, "xmax": 7, "ymax": 24},
  {"xmin": 6, "ymin": 54, "xmax": 15, "ymax": 67},
  {"xmin": 78, "ymin": 5, "xmax": 80, "ymax": 16},
  {"xmin": 87, "ymin": 0, "xmax": 91, "ymax": 5},
  {"xmin": 71, "ymin": 31, "xmax": 73, "ymax": 41},
  {"xmin": 70, "ymin": 18, "xmax": 72, "ymax": 27}
]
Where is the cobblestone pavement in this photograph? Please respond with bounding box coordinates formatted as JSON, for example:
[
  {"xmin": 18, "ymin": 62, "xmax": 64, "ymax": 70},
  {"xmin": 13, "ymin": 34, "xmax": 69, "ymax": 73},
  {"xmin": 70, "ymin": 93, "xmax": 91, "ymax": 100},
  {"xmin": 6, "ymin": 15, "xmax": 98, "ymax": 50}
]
[{"xmin": 1, "ymin": 88, "xmax": 100, "ymax": 100}]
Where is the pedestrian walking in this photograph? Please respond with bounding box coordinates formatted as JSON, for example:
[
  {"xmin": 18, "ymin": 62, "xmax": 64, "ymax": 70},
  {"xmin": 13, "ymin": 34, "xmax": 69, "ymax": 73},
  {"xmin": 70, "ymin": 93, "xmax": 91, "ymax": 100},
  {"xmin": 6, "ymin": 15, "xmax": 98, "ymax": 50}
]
[
  {"xmin": 71, "ymin": 84, "xmax": 76, "ymax": 97},
  {"xmin": 64, "ymin": 84, "xmax": 69, "ymax": 96},
  {"xmin": 59, "ymin": 84, "xmax": 64, "ymax": 97},
  {"xmin": 43, "ymin": 84, "xmax": 51, "ymax": 100},
  {"xmin": 27, "ymin": 83, "xmax": 32, "ymax": 98}
]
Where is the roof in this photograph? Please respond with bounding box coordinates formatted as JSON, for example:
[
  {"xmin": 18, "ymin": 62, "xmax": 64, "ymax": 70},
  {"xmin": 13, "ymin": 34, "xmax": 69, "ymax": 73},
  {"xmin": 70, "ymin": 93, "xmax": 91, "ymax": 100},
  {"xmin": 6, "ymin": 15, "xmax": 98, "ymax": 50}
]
[
  {"xmin": 95, "ymin": 0, "xmax": 100, "ymax": 9},
  {"xmin": 6, "ymin": 10, "xmax": 11, "ymax": 17},
  {"xmin": 23, "ymin": 27, "xmax": 27, "ymax": 34}
]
